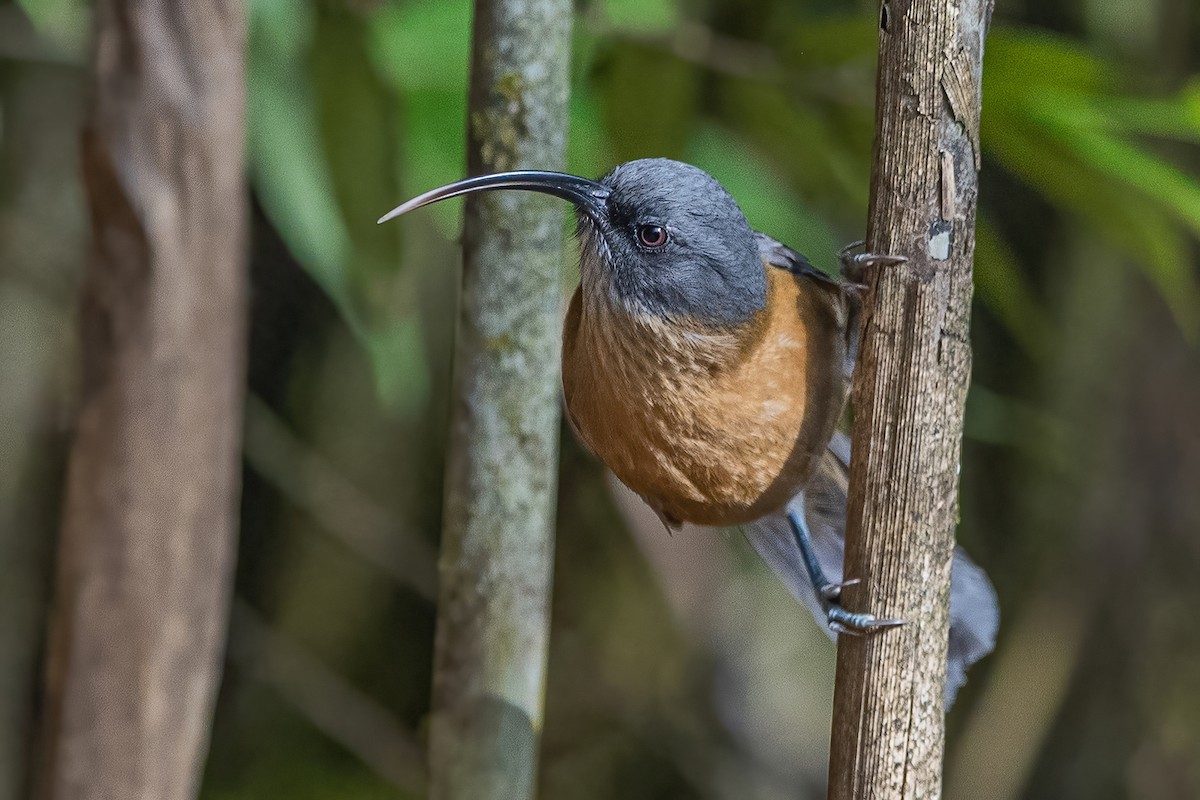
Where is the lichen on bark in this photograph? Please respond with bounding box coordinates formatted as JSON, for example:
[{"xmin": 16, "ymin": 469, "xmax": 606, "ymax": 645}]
[{"xmin": 427, "ymin": 1, "xmax": 573, "ymax": 799}]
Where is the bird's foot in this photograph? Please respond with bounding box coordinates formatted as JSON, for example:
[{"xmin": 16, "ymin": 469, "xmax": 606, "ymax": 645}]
[
  {"xmin": 787, "ymin": 503, "xmax": 904, "ymax": 636},
  {"xmin": 838, "ymin": 240, "xmax": 908, "ymax": 286},
  {"xmin": 819, "ymin": 577, "xmax": 860, "ymax": 601},
  {"xmin": 820, "ymin": 589, "xmax": 904, "ymax": 636}
]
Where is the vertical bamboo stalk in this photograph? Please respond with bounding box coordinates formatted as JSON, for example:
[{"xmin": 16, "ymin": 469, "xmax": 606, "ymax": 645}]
[
  {"xmin": 35, "ymin": 2, "xmax": 247, "ymax": 799},
  {"xmin": 427, "ymin": 1, "xmax": 572, "ymax": 798},
  {"xmin": 828, "ymin": 1, "xmax": 992, "ymax": 797}
]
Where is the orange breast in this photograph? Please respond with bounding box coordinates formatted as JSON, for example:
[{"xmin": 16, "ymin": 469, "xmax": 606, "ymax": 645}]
[{"xmin": 561, "ymin": 265, "xmax": 850, "ymax": 527}]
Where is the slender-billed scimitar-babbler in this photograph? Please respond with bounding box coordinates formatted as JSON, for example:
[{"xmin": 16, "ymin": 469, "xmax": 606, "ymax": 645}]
[{"xmin": 379, "ymin": 158, "xmax": 998, "ymax": 707}]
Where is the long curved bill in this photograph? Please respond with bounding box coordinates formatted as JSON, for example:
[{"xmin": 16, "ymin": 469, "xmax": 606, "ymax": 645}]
[{"xmin": 377, "ymin": 170, "xmax": 610, "ymax": 224}]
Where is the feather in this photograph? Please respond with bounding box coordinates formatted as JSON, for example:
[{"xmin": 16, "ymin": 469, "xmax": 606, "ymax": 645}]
[{"xmin": 741, "ymin": 431, "xmax": 999, "ymax": 709}]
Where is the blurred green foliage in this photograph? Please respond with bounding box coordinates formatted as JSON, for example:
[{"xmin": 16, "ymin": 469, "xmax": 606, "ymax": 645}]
[
  {"xmin": 238, "ymin": 0, "xmax": 1200, "ymax": 411},
  {"xmin": 3, "ymin": 0, "xmax": 1200, "ymax": 798}
]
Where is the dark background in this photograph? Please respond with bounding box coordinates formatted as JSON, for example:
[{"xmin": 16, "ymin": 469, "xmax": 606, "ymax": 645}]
[{"xmin": 2, "ymin": 0, "xmax": 1198, "ymax": 797}]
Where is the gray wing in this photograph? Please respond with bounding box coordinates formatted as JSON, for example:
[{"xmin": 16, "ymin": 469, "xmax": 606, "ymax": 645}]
[
  {"xmin": 755, "ymin": 231, "xmax": 841, "ymax": 288},
  {"xmin": 741, "ymin": 431, "xmax": 999, "ymax": 709}
]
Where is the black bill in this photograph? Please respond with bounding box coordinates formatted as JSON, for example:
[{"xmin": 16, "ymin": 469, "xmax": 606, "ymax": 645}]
[{"xmin": 377, "ymin": 170, "xmax": 610, "ymax": 224}]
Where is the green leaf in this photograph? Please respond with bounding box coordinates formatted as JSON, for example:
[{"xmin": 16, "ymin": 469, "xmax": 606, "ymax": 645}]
[
  {"xmin": 1090, "ymin": 80, "xmax": 1200, "ymax": 142},
  {"xmin": 973, "ymin": 217, "xmax": 1053, "ymax": 360},
  {"xmin": 247, "ymin": 0, "xmax": 352, "ymax": 311},
  {"xmin": 250, "ymin": 0, "xmax": 313, "ymax": 60},
  {"xmin": 248, "ymin": 0, "xmax": 430, "ymax": 411},
  {"xmin": 311, "ymin": 7, "xmax": 431, "ymax": 408},
  {"xmin": 13, "ymin": 0, "xmax": 87, "ymax": 54},
  {"xmin": 1032, "ymin": 98, "xmax": 1200, "ymax": 236},
  {"xmin": 367, "ymin": 0, "xmax": 472, "ymax": 93},
  {"xmin": 599, "ymin": 0, "xmax": 679, "ymax": 34},
  {"xmin": 981, "ymin": 30, "xmax": 1200, "ymax": 342},
  {"xmin": 308, "ymin": 9, "xmax": 421, "ymax": 324},
  {"xmin": 567, "ymin": 86, "xmax": 616, "ymax": 180},
  {"xmin": 983, "ymin": 115, "xmax": 1200, "ymax": 342},
  {"xmin": 395, "ymin": 88, "xmax": 469, "ymax": 236},
  {"xmin": 983, "ymin": 30, "xmax": 1114, "ymax": 100}
]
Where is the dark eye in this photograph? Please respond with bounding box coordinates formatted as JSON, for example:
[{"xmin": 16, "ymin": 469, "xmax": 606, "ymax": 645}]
[{"xmin": 637, "ymin": 224, "xmax": 668, "ymax": 249}]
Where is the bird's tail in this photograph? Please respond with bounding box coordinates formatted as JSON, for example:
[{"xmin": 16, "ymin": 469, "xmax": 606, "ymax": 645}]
[{"xmin": 740, "ymin": 431, "xmax": 999, "ymax": 709}]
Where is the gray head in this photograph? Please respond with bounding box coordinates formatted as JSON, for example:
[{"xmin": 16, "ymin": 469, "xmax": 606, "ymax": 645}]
[{"xmin": 379, "ymin": 158, "xmax": 766, "ymax": 327}]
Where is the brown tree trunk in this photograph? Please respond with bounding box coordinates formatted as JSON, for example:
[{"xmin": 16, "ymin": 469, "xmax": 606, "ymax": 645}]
[
  {"xmin": 425, "ymin": 0, "xmax": 572, "ymax": 798},
  {"xmin": 828, "ymin": 1, "xmax": 993, "ymax": 797},
  {"xmin": 35, "ymin": 2, "xmax": 247, "ymax": 799}
]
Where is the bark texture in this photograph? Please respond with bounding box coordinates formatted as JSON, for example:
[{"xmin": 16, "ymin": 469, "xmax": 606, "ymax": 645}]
[
  {"xmin": 35, "ymin": 2, "xmax": 247, "ymax": 799},
  {"xmin": 427, "ymin": 1, "xmax": 572, "ymax": 798},
  {"xmin": 828, "ymin": 1, "xmax": 992, "ymax": 798}
]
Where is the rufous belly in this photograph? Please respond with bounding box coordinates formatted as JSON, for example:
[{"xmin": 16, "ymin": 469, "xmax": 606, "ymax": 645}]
[{"xmin": 561, "ymin": 265, "xmax": 849, "ymax": 527}]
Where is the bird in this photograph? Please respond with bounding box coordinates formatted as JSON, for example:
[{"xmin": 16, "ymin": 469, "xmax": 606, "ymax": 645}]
[{"xmin": 379, "ymin": 157, "xmax": 998, "ymax": 706}]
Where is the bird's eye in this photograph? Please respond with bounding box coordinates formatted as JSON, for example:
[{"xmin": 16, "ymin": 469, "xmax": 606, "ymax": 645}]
[{"xmin": 637, "ymin": 224, "xmax": 668, "ymax": 249}]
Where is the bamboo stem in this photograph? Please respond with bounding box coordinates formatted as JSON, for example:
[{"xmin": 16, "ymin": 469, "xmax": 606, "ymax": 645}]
[{"xmin": 426, "ymin": 1, "xmax": 572, "ymax": 797}]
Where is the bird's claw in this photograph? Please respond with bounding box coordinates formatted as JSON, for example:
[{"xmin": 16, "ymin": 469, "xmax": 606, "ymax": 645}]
[
  {"xmin": 819, "ymin": 577, "xmax": 861, "ymax": 602},
  {"xmin": 823, "ymin": 602, "xmax": 905, "ymax": 636},
  {"xmin": 839, "ymin": 239, "xmax": 867, "ymax": 259},
  {"xmin": 838, "ymin": 240, "xmax": 908, "ymax": 284},
  {"xmin": 786, "ymin": 504, "xmax": 903, "ymax": 637}
]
